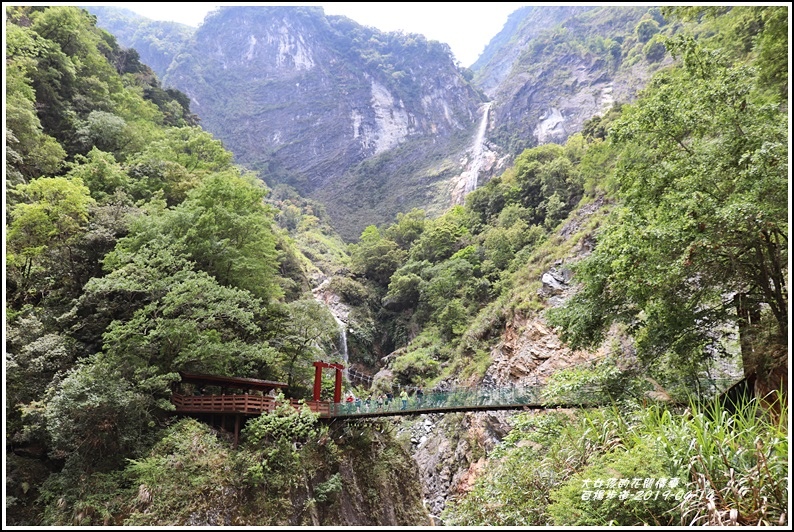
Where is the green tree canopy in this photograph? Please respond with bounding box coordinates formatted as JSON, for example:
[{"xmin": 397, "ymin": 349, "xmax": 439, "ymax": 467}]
[
  {"xmin": 108, "ymin": 172, "xmax": 283, "ymax": 302},
  {"xmin": 548, "ymin": 35, "xmax": 788, "ymax": 384}
]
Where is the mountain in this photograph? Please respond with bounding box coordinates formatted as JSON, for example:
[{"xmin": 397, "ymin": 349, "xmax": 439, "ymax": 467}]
[
  {"xmin": 477, "ymin": 6, "xmax": 671, "ymax": 154},
  {"xmin": 86, "ymin": 5, "xmax": 671, "ymax": 240},
  {"xmin": 471, "ymin": 5, "xmax": 594, "ymax": 94},
  {"xmin": 164, "ymin": 6, "xmax": 486, "ymax": 239},
  {"xmin": 82, "ymin": 5, "xmax": 194, "ymax": 78}
]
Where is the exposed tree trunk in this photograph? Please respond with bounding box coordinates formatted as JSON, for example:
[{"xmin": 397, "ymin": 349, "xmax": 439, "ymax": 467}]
[
  {"xmin": 734, "ymin": 292, "xmax": 787, "ymax": 412},
  {"xmin": 734, "ymin": 292, "xmax": 761, "ymax": 378}
]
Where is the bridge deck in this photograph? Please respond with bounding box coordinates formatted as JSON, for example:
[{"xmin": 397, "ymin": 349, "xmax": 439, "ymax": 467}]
[{"xmin": 171, "ymin": 379, "xmax": 734, "ymax": 420}]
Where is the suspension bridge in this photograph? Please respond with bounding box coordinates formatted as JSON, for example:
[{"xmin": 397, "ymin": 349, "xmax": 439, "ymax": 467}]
[{"xmin": 170, "ymin": 365, "xmax": 739, "ymax": 447}]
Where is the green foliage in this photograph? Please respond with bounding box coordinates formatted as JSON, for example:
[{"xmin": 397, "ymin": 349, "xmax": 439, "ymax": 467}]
[
  {"xmin": 242, "ymin": 398, "xmax": 321, "ymax": 484},
  {"xmin": 75, "ymin": 110, "xmax": 132, "ymax": 157},
  {"xmin": 312, "ymin": 473, "xmax": 342, "ymax": 503},
  {"xmin": 43, "ymin": 356, "xmax": 155, "ymax": 469},
  {"xmin": 383, "ymin": 208, "xmax": 427, "ymax": 249},
  {"xmin": 642, "ymin": 36, "xmax": 667, "ymax": 63},
  {"xmin": 349, "ymin": 225, "xmax": 407, "ymax": 286},
  {"xmin": 383, "ymin": 263, "xmax": 421, "ymax": 307},
  {"xmin": 444, "ymin": 397, "xmax": 787, "ymax": 526},
  {"xmin": 548, "ymin": 34, "xmax": 788, "ymax": 381},
  {"xmin": 391, "ymin": 345, "xmax": 441, "ymax": 384},
  {"xmin": 273, "ymin": 299, "xmax": 341, "ymax": 392},
  {"xmin": 6, "ymin": 4, "xmax": 789, "ymax": 527},
  {"xmin": 328, "ymin": 276, "xmax": 370, "ymax": 306},
  {"xmin": 676, "ymin": 395, "xmax": 788, "ymax": 526},
  {"xmin": 123, "ymin": 418, "xmax": 245, "ymax": 526},
  {"xmin": 547, "ymin": 438, "xmax": 684, "ymax": 525},
  {"xmin": 38, "ymin": 466, "xmax": 133, "ymax": 526},
  {"xmin": 7, "ymin": 176, "xmax": 95, "ymax": 260},
  {"xmin": 6, "ymin": 319, "xmax": 74, "ymax": 415},
  {"xmin": 98, "ymin": 263, "xmax": 269, "ymax": 376},
  {"xmin": 137, "ymin": 126, "xmax": 233, "ymax": 174},
  {"xmin": 753, "ymin": 7, "xmax": 788, "ymax": 100},
  {"xmin": 86, "ymin": 6, "xmax": 195, "ymax": 79},
  {"xmin": 110, "ymin": 172, "xmax": 283, "ymax": 301},
  {"xmin": 442, "ymin": 409, "xmax": 624, "ymax": 525},
  {"xmin": 6, "ymin": 176, "xmax": 96, "ymax": 304},
  {"xmin": 65, "ymin": 147, "xmax": 129, "ymax": 201},
  {"xmin": 541, "ymin": 357, "xmax": 650, "ymax": 406},
  {"xmin": 5, "ymin": 30, "xmax": 67, "ymax": 181},
  {"xmin": 409, "ymin": 205, "xmax": 470, "ymax": 263},
  {"xmin": 636, "ymin": 18, "xmax": 660, "ymax": 43}
]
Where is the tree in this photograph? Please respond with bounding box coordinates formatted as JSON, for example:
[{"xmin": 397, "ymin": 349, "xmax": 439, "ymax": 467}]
[
  {"xmin": 110, "ymin": 172, "xmax": 283, "ymax": 302},
  {"xmin": 349, "ymin": 225, "xmax": 406, "ymax": 286},
  {"xmin": 141, "ymin": 126, "xmax": 233, "ymax": 174},
  {"xmin": 272, "ymin": 300, "xmax": 340, "ymax": 394},
  {"xmin": 5, "ymin": 23, "xmax": 67, "ymax": 182},
  {"xmin": 43, "ymin": 356, "xmax": 153, "ymax": 471},
  {"xmin": 548, "ymin": 36, "xmax": 787, "ymax": 388},
  {"xmin": 643, "ymin": 38, "xmax": 666, "ymax": 63},
  {"xmin": 98, "ymin": 265, "xmax": 269, "ymax": 378},
  {"xmin": 409, "ymin": 205, "xmax": 470, "ymax": 263},
  {"xmin": 6, "ymin": 176, "xmax": 96, "ymax": 304},
  {"xmin": 383, "ymin": 208, "xmax": 426, "ymax": 249},
  {"xmin": 635, "ymin": 18, "xmax": 660, "ymax": 43},
  {"xmin": 65, "ymin": 147, "xmax": 129, "ymax": 200},
  {"xmin": 75, "ymin": 110, "xmax": 132, "ymax": 156}
]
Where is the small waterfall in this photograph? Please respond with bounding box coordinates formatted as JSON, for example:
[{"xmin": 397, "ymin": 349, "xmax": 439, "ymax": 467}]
[
  {"xmin": 465, "ymin": 102, "xmax": 492, "ymax": 194},
  {"xmin": 333, "ymin": 315, "xmax": 349, "ymax": 378},
  {"xmin": 312, "ymin": 275, "xmax": 351, "ymax": 380}
]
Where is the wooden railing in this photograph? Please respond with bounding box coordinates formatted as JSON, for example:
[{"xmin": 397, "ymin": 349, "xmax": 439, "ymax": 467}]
[{"xmin": 171, "ymin": 393, "xmax": 332, "ymax": 417}]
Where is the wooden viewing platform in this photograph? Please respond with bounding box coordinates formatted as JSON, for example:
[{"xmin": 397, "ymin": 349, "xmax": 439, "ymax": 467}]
[{"xmin": 171, "ymin": 370, "xmax": 338, "ymax": 447}]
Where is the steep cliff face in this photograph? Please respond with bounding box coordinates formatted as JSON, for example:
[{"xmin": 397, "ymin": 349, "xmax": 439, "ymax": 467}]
[
  {"xmin": 476, "ymin": 6, "xmax": 672, "ymax": 156},
  {"xmin": 471, "ymin": 5, "xmax": 594, "ymax": 96},
  {"xmin": 405, "ymin": 196, "xmax": 617, "ymax": 521},
  {"xmin": 161, "ymin": 6, "xmax": 483, "ymax": 239}
]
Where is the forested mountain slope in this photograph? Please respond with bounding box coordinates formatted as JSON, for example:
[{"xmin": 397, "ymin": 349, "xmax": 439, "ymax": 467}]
[
  {"xmin": 78, "ymin": 5, "xmax": 194, "ymax": 78},
  {"xmin": 5, "ymin": 6, "xmax": 423, "ymax": 525}
]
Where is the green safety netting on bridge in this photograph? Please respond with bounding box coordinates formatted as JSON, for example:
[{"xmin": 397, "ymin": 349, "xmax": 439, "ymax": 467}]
[{"xmin": 326, "ymin": 378, "xmax": 739, "ymax": 417}]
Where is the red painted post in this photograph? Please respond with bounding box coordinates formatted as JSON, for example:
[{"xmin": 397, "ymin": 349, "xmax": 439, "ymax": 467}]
[
  {"xmin": 333, "ymin": 367, "xmax": 343, "ymax": 403},
  {"xmin": 313, "ymin": 362, "xmax": 323, "ymax": 401}
]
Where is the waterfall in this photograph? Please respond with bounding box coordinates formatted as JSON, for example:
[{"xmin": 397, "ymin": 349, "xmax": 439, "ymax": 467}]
[
  {"xmin": 465, "ymin": 102, "xmax": 491, "ymax": 194},
  {"xmin": 333, "ymin": 315, "xmax": 349, "ymax": 377},
  {"xmin": 312, "ymin": 275, "xmax": 350, "ymax": 380}
]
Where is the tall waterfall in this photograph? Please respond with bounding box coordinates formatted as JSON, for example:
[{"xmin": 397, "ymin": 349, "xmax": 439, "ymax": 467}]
[{"xmin": 465, "ymin": 102, "xmax": 492, "ymax": 194}]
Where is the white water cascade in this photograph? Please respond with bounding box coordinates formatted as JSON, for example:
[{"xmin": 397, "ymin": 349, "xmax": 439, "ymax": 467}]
[
  {"xmin": 333, "ymin": 314, "xmax": 349, "ymax": 375},
  {"xmin": 464, "ymin": 102, "xmax": 492, "ymax": 194},
  {"xmin": 312, "ymin": 276, "xmax": 350, "ymax": 380}
]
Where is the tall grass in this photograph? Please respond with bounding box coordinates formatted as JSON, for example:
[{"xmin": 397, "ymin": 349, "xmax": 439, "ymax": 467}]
[
  {"xmin": 443, "ymin": 390, "xmax": 788, "ymax": 526},
  {"xmin": 677, "ymin": 391, "xmax": 788, "ymax": 526}
]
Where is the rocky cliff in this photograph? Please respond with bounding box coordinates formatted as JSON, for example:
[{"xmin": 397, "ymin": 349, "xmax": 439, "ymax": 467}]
[
  {"xmin": 402, "ymin": 196, "xmax": 612, "ymax": 521},
  {"xmin": 482, "ymin": 6, "xmax": 672, "ymax": 155},
  {"xmin": 161, "ymin": 6, "xmax": 484, "ymax": 239},
  {"xmin": 88, "ymin": 5, "xmax": 670, "ymax": 240}
]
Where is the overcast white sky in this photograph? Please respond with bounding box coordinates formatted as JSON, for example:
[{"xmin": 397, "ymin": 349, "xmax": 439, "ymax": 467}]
[{"xmin": 79, "ymin": 2, "xmax": 529, "ymax": 67}]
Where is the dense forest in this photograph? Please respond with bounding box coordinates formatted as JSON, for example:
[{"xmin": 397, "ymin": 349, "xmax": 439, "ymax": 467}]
[{"xmin": 4, "ymin": 5, "xmax": 788, "ymax": 526}]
